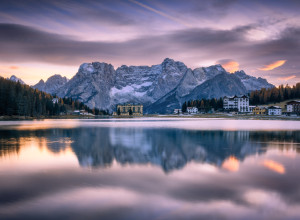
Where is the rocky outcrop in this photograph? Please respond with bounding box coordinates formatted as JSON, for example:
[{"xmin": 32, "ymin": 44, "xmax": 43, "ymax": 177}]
[
  {"xmin": 233, "ymin": 70, "xmax": 273, "ymax": 91},
  {"xmin": 57, "ymin": 62, "xmax": 116, "ymax": 110},
  {"xmin": 32, "ymin": 74, "xmax": 68, "ymax": 94}
]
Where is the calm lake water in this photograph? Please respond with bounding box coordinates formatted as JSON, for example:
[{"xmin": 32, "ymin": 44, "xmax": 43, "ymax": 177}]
[{"xmin": 0, "ymin": 118, "xmax": 300, "ymax": 220}]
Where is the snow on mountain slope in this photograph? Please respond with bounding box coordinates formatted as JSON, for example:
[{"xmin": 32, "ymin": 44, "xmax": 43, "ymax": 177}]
[
  {"xmin": 7, "ymin": 75, "xmax": 25, "ymax": 84},
  {"xmin": 233, "ymin": 70, "xmax": 273, "ymax": 91}
]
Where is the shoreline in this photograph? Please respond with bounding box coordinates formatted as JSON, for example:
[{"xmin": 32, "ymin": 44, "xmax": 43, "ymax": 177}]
[
  {"xmin": 0, "ymin": 114, "xmax": 299, "ymax": 121},
  {"xmin": 0, "ymin": 115, "xmax": 110, "ymax": 121}
]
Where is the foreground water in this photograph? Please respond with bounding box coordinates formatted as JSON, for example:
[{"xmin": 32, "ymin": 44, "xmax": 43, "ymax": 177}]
[{"xmin": 0, "ymin": 118, "xmax": 300, "ymax": 220}]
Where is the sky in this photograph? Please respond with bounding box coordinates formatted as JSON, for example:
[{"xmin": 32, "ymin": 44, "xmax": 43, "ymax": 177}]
[{"xmin": 0, "ymin": 0, "xmax": 299, "ymax": 86}]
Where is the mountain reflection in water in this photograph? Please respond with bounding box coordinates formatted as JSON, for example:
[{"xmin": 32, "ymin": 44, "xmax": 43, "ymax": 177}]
[
  {"xmin": 2, "ymin": 127, "xmax": 299, "ymax": 171},
  {"xmin": 0, "ymin": 120, "xmax": 300, "ymax": 220}
]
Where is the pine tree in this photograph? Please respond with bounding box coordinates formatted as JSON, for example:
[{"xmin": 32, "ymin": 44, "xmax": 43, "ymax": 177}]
[{"xmin": 182, "ymin": 102, "xmax": 187, "ymax": 113}]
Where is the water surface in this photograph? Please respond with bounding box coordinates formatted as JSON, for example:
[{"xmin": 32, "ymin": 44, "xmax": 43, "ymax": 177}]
[{"xmin": 0, "ymin": 118, "xmax": 300, "ymax": 220}]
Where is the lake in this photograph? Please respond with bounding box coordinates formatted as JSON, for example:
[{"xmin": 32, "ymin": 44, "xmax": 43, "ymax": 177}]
[{"xmin": 0, "ymin": 118, "xmax": 300, "ymax": 220}]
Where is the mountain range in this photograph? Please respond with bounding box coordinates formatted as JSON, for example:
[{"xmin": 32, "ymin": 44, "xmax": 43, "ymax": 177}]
[{"xmin": 10, "ymin": 58, "xmax": 273, "ymax": 113}]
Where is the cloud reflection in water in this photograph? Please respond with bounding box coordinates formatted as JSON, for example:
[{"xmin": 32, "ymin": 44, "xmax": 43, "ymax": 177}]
[{"xmin": 0, "ymin": 121, "xmax": 300, "ymax": 220}]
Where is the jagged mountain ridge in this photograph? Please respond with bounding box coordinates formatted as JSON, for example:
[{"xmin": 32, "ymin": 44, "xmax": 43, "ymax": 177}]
[
  {"xmin": 233, "ymin": 70, "xmax": 272, "ymax": 91},
  {"xmin": 147, "ymin": 73, "xmax": 249, "ymax": 114},
  {"xmin": 33, "ymin": 58, "xmax": 274, "ymax": 113},
  {"xmin": 32, "ymin": 74, "xmax": 68, "ymax": 94},
  {"xmin": 7, "ymin": 75, "xmax": 25, "ymax": 84}
]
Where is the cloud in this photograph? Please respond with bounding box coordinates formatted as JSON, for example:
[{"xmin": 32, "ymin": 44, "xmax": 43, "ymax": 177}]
[
  {"xmin": 216, "ymin": 59, "xmax": 239, "ymax": 73},
  {"xmin": 0, "ymin": 23, "xmax": 250, "ymax": 66},
  {"xmin": 0, "ymin": 0, "xmax": 136, "ymax": 26},
  {"xmin": 9, "ymin": 66, "xmax": 19, "ymax": 69},
  {"xmin": 222, "ymin": 156, "xmax": 239, "ymax": 172},
  {"xmin": 278, "ymin": 75, "xmax": 296, "ymax": 81},
  {"xmin": 262, "ymin": 160, "xmax": 285, "ymax": 174},
  {"xmin": 129, "ymin": 0, "xmax": 192, "ymax": 27},
  {"xmin": 259, "ymin": 60, "xmax": 287, "ymax": 71},
  {"xmin": 0, "ymin": 23, "xmax": 299, "ymax": 86}
]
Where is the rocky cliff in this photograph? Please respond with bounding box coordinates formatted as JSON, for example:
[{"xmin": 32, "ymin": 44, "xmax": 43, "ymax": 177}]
[{"xmin": 33, "ymin": 74, "xmax": 68, "ymax": 94}]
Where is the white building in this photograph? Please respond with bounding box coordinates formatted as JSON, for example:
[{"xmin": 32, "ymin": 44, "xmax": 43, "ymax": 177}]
[
  {"xmin": 287, "ymin": 104, "xmax": 293, "ymax": 112},
  {"xmin": 52, "ymin": 98, "xmax": 59, "ymax": 104},
  {"xmin": 249, "ymin": 106, "xmax": 256, "ymax": 112},
  {"xmin": 223, "ymin": 95, "xmax": 249, "ymax": 112},
  {"xmin": 187, "ymin": 107, "xmax": 198, "ymax": 114},
  {"xmin": 268, "ymin": 106, "xmax": 282, "ymax": 115},
  {"xmin": 174, "ymin": 109, "xmax": 182, "ymax": 114},
  {"xmin": 286, "ymin": 101, "xmax": 300, "ymax": 113}
]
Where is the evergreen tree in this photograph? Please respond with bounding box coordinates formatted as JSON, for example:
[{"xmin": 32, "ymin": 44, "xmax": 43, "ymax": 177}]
[{"xmin": 182, "ymin": 101, "xmax": 187, "ymax": 112}]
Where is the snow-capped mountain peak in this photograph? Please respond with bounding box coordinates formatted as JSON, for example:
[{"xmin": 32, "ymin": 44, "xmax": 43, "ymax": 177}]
[{"xmin": 7, "ymin": 75, "xmax": 25, "ymax": 84}]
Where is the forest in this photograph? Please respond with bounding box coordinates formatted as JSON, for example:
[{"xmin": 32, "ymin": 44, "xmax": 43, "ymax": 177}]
[
  {"xmin": 0, "ymin": 77, "xmax": 107, "ymax": 117},
  {"xmin": 181, "ymin": 98, "xmax": 223, "ymax": 113},
  {"xmin": 182, "ymin": 83, "xmax": 300, "ymax": 112},
  {"xmin": 249, "ymin": 83, "xmax": 300, "ymax": 105}
]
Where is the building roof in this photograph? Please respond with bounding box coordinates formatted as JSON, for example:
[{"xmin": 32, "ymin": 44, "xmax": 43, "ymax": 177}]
[
  {"xmin": 268, "ymin": 106, "xmax": 282, "ymax": 109},
  {"xmin": 286, "ymin": 101, "xmax": 300, "ymax": 105},
  {"xmin": 254, "ymin": 106, "xmax": 267, "ymax": 110},
  {"xmin": 223, "ymin": 95, "xmax": 249, "ymax": 99},
  {"xmin": 117, "ymin": 103, "xmax": 143, "ymax": 106}
]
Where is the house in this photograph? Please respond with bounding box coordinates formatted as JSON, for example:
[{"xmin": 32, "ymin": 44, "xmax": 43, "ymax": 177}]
[
  {"xmin": 252, "ymin": 106, "xmax": 267, "ymax": 115},
  {"xmin": 187, "ymin": 107, "xmax": 198, "ymax": 114},
  {"xmin": 268, "ymin": 106, "xmax": 282, "ymax": 115},
  {"xmin": 80, "ymin": 110, "xmax": 89, "ymax": 115},
  {"xmin": 223, "ymin": 95, "xmax": 249, "ymax": 112},
  {"xmin": 286, "ymin": 101, "xmax": 300, "ymax": 114},
  {"xmin": 174, "ymin": 109, "xmax": 182, "ymax": 114},
  {"xmin": 249, "ymin": 106, "xmax": 256, "ymax": 112},
  {"xmin": 116, "ymin": 103, "xmax": 143, "ymax": 116},
  {"xmin": 52, "ymin": 98, "xmax": 59, "ymax": 104},
  {"xmin": 72, "ymin": 110, "xmax": 80, "ymax": 115}
]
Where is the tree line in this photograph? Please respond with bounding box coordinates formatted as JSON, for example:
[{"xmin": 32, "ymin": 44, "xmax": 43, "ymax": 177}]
[
  {"xmin": 181, "ymin": 83, "xmax": 300, "ymax": 112},
  {"xmin": 250, "ymin": 83, "xmax": 300, "ymax": 105},
  {"xmin": 0, "ymin": 77, "xmax": 108, "ymax": 117},
  {"xmin": 181, "ymin": 98, "xmax": 223, "ymax": 113}
]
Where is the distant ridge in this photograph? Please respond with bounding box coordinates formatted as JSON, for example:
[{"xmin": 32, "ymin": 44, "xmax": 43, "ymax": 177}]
[
  {"xmin": 7, "ymin": 75, "xmax": 25, "ymax": 84},
  {"xmin": 32, "ymin": 74, "xmax": 68, "ymax": 94}
]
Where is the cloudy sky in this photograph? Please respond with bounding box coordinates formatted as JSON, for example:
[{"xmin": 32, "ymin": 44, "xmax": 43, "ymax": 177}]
[{"xmin": 0, "ymin": 0, "xmax": 299, "ymax": 85}]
